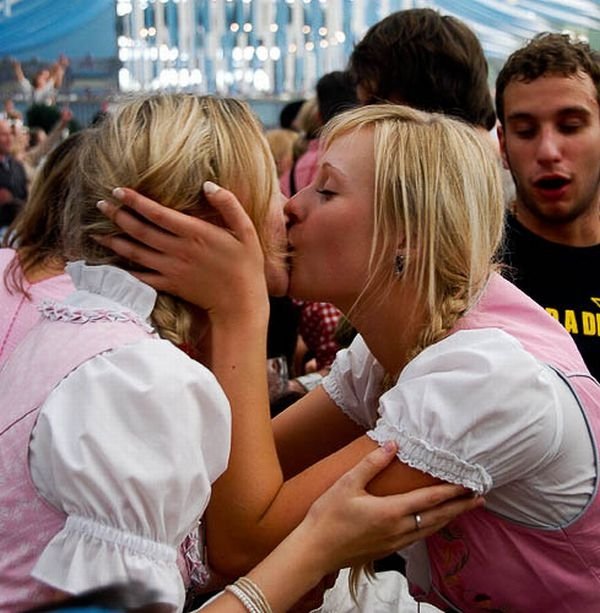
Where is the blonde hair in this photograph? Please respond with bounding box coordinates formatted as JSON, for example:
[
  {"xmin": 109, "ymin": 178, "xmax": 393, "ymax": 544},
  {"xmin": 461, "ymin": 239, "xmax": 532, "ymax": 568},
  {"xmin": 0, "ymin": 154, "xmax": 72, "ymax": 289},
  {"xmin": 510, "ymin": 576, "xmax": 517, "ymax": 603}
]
[
  {"xmin": 265, "ymin": 128, "xmax": 298, "ymax": 177},
  {"xmin": 61, "ymin": 94, "xmax": 278, "ymax": 345},
  {"xmin": 322, "ymin": 104, "xmax": 505, "ymax": 358},
  {"xmin": 292, "ymin": 97, "xmax": 321, "ymax": 161}
]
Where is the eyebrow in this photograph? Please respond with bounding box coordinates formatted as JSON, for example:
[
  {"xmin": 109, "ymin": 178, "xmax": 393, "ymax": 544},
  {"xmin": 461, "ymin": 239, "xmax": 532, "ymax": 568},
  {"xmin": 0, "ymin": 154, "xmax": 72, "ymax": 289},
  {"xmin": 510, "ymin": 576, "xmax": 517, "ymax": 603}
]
[
  {"xmin": 506, "ymin": 106, "xmax": 593, "ymax": 122},
  {"xmin": 320, "ymin": 161, "xmax": 348, "ymax": 179}
]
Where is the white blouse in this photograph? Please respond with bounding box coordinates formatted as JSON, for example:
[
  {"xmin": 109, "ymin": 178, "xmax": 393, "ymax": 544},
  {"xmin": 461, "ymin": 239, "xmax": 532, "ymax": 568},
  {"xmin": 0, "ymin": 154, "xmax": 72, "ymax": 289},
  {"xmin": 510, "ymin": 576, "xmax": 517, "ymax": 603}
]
[
  {"xmin": 28, "ymin": 262, "xmax": 231, "ymax": 610},
  {"xmin": 323, "ymin": 329, "xmax": 595, "ymax": 527}
]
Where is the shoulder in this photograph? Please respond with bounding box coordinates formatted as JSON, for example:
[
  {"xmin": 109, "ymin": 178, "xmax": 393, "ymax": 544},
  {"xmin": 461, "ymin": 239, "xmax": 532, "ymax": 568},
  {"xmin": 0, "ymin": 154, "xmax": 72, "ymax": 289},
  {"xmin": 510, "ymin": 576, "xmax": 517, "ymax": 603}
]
[
  {"xmin": 323, "ymin": 335, "xmax": 383, "ymax": 427},
  {"xmin": 372, "ymin": 329, "xmax": 570, "ymax": 491},
  {"xmin": 400, "ymin": 327, "xmax": 551, "ymax": 396},
  {"xmin": 41, "ymin": 337, "xmax": 230, "ymax": 426},
  {"xmin": 29, "ymin": 340, "xmax": 230, "ymax": 609},
  {"xmin": 386, "ymin": 327, "xmax": 567, "ymax": 441},
  {"xmin": 386, "ymin": 328, "xmax": 567, "ymax": 446},
  {"xmin": 99, "ymin": 338, "xmax": 228, "ymax": 400},
  {"xmin": 32, "ymin": 338, "xmax": 232, "ymax": 506},
  {"xmin": 0, "ymin": 247, "xmax": 17, "ymax": 268},
  {"xmin": 331, "ymin": 334, "xmax": 377, "ymax": 372}
]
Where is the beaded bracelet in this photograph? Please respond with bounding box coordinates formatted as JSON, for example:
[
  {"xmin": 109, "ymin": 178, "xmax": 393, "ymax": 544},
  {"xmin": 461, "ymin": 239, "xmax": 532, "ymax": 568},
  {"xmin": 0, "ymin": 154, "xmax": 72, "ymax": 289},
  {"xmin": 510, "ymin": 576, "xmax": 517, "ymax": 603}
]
[{"xmin": 224, "ymin": 577, "xmax": 273, "ymax": 613}]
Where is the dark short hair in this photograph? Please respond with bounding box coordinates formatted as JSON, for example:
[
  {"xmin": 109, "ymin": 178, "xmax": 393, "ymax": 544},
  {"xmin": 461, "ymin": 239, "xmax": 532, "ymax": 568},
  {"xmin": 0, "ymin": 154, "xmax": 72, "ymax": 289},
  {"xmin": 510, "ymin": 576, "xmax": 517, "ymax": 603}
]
[
  {"xmin": 496, "ymin": 32, "xmax": 600, "ymax": 125},
  {"xmin": 279, "ymin": 99, "xmax": 305, "ymax": 130},
  {"xmin": 316, "ymin": 70, "xmax": 358, "ymax": 124},
  {"xmin": 348, "ymin": 8, "xmax": 496, "ymax": 130}
]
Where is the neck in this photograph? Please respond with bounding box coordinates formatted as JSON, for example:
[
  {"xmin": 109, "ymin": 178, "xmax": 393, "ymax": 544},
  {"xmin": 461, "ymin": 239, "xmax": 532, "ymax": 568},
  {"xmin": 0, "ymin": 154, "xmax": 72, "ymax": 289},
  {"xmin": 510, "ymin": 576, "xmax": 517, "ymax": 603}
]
[
  {"xmin": 188, "ymin": 309, "xmax": 212, "ymax": 365},
  {"xmin": 512, "ymin": 199, "xmax": 600, "ymax": 247},
  {"xmin": 348, "ymin": 284, "xmax": 426, "ymax": 379}
]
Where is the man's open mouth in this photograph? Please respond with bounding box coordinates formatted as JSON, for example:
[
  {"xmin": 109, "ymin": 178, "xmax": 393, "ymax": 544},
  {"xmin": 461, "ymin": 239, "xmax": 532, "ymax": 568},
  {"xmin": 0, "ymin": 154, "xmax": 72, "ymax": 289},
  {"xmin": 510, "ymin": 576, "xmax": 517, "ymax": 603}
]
[{"xmin": 534, "ymin": 176, "xmax": 570, "ymax": 190}]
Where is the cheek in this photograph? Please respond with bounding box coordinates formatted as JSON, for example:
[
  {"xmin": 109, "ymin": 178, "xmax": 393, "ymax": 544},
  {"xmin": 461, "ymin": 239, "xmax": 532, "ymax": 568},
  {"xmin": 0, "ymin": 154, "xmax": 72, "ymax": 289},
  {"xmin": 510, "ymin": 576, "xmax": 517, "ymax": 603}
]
[
  {"xmin": 316, "ymin": 228, "xmax": 367, "ymax": 274},
  {"xmin": 505, "ymin": 143, "xmax": 530, "ymax": 174},
  {"xmin": 267, "ymin": 205, "xmax": 286, "ymax": 249},
  {"xmin": 580, "ymin": 139, "xmax": 600, "ymax": 168}
]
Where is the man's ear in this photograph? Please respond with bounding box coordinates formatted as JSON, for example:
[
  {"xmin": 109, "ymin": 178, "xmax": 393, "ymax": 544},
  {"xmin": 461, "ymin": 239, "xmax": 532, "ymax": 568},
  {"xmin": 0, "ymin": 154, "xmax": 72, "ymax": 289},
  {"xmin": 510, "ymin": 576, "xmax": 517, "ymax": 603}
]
[{"xmin": 497, "ymin": 124, "xmax": 510, "ymax": 170}]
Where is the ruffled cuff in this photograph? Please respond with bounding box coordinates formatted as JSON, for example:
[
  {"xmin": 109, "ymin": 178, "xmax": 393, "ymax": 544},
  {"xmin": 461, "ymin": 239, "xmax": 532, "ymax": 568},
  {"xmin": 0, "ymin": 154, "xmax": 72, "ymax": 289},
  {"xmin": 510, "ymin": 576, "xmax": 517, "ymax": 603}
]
[
  {"xmin": 32, "ymin": 515, "xmax": 185, "ymax": 611},
  {"xmin": 368, "ymin": 418, "xmax": 493, "ymax": 494},
  {"xmin": 322, "ymin": 368, "xmax": 372, "ymax": 430}
]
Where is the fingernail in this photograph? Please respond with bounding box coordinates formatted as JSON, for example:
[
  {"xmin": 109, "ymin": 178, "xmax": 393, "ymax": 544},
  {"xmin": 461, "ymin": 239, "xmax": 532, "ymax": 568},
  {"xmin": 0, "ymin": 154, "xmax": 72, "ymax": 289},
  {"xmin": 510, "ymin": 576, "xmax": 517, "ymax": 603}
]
[
  {"xmin": 96, "ymin": 200, "xmax": 108, "ymax": 212},
  {"xmin": 112, "ymin": 187, "xmax": 125, "ymax": 199},
  {"xmin": 382, "ymin": 441, "xmax": 397, "ymax": 454},
  {"xmin": 203, "ymin": 181, "xmax": 220, "ymax": 195}
]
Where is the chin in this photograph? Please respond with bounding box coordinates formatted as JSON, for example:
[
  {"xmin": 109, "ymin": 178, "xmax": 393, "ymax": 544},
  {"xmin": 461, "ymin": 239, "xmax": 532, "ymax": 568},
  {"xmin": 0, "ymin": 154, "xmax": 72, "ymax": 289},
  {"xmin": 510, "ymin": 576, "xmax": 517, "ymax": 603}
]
[{"xmin": 287, "ymin": 276, "xmax": 321, "ymax": 302}]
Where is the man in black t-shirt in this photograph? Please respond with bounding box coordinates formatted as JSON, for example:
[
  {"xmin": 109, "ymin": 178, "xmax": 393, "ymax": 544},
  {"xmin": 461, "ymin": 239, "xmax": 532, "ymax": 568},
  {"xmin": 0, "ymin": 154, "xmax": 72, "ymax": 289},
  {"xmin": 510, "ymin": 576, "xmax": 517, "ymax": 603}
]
[
  {"xmin": 496, "ymin": 34, "xmax": 600, "ymax": 380},
  {"xmin": 502, "ymin": 215, "xmax": 600, "ymax": 379}
]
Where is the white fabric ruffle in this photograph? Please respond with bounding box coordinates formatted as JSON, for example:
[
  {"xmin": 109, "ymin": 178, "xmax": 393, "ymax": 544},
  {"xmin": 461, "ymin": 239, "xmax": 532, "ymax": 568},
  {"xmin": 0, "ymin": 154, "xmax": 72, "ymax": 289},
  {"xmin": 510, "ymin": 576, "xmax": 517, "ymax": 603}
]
[
  {"xmin": 368, "ymin": 419, "xmax": 492, "ymax": 494},
  {"xmin": 33, "ymin": 516, "xmax": 184, "ymax": 609},
  {"xmin": 65, "ymin": 261, "xmax": 157, "ymax": 320},
  {"xmin": 322, "ymin": 335, "xmax": 383, "ymax": 430}
]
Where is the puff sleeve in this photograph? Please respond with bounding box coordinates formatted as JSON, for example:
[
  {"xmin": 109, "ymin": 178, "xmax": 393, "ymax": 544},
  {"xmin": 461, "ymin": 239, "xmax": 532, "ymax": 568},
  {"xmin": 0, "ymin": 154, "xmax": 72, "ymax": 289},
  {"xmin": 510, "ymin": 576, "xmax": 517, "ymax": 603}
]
[
  {"xmin": 322, "ymin": 334, "xmax": 384, "ymax": 429},
  {"xmin": 368, "ymin": 328, "xmax": 564, "ymax": 494},
  {"xmin": 29, "ymin": 338, "xmax": 231, "ymax": 611}
]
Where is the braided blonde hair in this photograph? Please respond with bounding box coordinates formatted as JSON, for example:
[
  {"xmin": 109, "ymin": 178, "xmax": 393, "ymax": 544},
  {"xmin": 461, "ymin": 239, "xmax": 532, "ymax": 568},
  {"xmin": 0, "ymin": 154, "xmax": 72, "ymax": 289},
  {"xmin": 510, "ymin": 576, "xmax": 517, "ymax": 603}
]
[{"xmin": 61, "ymin": 94, "xmax": 277, "ymax": 345}]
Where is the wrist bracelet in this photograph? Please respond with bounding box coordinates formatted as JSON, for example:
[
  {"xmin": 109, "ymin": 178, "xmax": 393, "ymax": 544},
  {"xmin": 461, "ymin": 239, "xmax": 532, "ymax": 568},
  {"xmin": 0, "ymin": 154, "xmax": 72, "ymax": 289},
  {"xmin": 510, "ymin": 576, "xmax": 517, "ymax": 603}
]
[
  {"xmin": 295, "ymin": 371, "xmax": 324, "ymax": 392},
  {"xmin": 224, "ymin": 577, "xmax": 273, "ymax": 613}
]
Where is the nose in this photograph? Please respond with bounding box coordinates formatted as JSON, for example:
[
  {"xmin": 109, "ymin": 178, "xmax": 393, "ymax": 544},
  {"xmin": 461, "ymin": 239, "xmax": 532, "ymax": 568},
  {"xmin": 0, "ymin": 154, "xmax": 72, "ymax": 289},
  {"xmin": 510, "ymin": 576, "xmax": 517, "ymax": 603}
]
[
  {"xmin": 284, "ymin": 189, "xmax": 306, "ymax": 228},
  {"xmin": 536, "ymin": 127, "xmax": 562, "ymax": 164}
]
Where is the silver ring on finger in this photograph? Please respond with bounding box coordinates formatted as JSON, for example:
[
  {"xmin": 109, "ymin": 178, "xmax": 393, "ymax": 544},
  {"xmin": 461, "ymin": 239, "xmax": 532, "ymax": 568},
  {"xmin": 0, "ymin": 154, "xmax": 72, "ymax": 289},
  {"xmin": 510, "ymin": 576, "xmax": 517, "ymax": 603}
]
[{"xmin": 413, "ymin": 513, "xmax": 422, "ymax": 531}]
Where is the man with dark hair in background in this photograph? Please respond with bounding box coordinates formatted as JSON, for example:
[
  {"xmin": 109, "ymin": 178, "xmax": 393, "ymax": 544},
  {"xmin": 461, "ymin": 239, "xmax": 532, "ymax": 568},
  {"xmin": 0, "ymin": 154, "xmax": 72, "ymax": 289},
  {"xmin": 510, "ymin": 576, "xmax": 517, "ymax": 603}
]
[{"xmin": 348, "ymin": 7, "xmax": 496, "ymax": 131}]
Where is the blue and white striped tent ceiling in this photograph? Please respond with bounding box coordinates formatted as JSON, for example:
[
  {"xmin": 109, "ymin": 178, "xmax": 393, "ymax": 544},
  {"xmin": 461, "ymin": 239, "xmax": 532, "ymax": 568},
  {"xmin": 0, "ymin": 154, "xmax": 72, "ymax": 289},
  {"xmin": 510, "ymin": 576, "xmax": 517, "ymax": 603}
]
[
  {"xmin": 431, "ymin": 0, "xmax": 600, "ymax": 58},
  {"xmin": 1, "ymin": 0, "xmax": 598, "ymax": 62},
  {"xmin": 0, "ymin": 0, "xmax": 115, "ymax": 57}
]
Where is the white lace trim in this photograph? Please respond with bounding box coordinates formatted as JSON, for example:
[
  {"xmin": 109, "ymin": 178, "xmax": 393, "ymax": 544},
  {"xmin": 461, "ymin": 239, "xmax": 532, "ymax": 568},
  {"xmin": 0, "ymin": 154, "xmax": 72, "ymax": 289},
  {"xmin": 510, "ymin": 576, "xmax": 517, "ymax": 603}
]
[
  {"xmin": 66, "ymin": 261, "xmax": 157, "ymax": 318},
  {"xmin": 368, "ymin": 418, "xmax": 493, "ymax": 494},
  {"xmin": 38, "ymin": 299, "xmax": 155, "ymax": 334},
  {"xmin": 64, "ymin": 515, "xmax": 177, "ymax": 563},
  {"xmin": 322, "ymin": 368, "xmax": 373, "ymax": 430}
]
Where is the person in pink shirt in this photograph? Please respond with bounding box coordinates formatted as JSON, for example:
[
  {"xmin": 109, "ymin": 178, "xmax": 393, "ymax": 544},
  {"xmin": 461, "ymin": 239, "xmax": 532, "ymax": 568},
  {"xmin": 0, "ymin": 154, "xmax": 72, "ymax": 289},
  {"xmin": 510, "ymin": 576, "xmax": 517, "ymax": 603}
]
[{"xmin": 0, "ymin": 133, "xmax": 81, "ymax": 365}]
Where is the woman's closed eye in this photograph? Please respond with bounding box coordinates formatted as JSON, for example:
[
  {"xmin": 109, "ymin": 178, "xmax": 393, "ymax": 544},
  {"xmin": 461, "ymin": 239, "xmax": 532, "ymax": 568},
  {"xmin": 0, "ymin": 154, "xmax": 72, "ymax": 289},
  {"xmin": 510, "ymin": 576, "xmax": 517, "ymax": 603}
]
[{"xmin": 316, "ymin": 188, "xmax": 336, "ymax": 201}]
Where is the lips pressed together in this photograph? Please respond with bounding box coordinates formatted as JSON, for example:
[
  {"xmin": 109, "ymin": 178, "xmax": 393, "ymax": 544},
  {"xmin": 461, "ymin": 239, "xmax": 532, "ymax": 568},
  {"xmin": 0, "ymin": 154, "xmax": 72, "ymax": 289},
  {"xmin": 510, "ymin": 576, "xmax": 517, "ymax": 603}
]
[{"xmin": 285, "ymin": 243, "xmax": 295, "ymax": 270}]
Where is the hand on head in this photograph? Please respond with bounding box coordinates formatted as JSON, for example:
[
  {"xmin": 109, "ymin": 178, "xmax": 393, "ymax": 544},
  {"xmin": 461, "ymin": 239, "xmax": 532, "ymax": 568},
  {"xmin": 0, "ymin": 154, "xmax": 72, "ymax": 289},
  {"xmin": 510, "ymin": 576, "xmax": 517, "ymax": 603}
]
[{"xmin": 95, "ymin": 183, "xmax": 269, "ymax": 323}]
